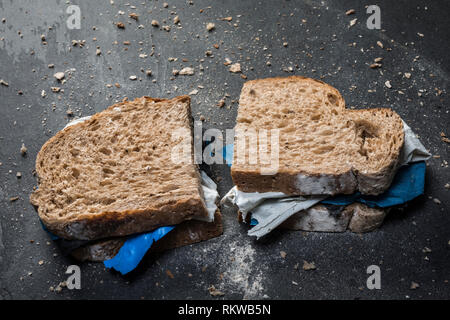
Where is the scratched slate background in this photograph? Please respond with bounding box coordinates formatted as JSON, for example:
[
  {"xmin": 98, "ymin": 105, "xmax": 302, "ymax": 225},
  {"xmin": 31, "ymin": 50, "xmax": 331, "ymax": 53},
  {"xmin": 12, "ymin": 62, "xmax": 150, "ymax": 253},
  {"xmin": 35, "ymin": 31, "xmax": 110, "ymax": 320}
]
[{"xmin": 0, "ymin": 0, "xmax": 448, "ymax": 299}]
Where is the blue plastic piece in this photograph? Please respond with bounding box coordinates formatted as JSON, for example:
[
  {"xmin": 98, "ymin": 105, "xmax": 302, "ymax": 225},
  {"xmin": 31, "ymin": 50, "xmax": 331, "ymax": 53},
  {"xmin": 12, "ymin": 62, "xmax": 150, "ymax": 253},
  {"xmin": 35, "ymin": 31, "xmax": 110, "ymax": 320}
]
[
  {"xmin": 104, "ymin": 226, "xmax": 175, "ymax": 275},
  {"xmin": 222, "ymin": 144, "xmax": 233, "ymax": 167},
  {"xmin": 323, "ymin": 162, "xmax": 426, "ymax": 208}
]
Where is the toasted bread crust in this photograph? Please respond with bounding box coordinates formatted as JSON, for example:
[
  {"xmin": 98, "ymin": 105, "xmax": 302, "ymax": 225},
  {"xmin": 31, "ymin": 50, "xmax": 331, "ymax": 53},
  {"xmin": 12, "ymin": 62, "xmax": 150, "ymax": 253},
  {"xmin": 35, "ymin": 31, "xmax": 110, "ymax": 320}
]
[{"xmin": 71, "ymin": 210, "xmax": 223, "ymax": 262}]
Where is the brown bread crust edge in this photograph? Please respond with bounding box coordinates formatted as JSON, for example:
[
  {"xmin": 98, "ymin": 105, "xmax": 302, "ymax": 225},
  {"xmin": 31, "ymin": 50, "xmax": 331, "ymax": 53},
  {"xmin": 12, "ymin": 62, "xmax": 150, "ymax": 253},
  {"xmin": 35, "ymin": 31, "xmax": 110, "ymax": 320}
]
[{"xmin": 71, "ymin": 210, "xmax": 223, "ymax": 262}]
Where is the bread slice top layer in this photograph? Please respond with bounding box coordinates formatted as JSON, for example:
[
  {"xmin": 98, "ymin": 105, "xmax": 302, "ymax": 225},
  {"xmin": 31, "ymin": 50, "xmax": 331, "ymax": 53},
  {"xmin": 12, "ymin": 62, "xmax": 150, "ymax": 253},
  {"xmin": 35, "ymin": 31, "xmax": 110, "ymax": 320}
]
[
  {"xmin": 231, "ymin": 76, "xmax": 404, "ymax": 195},
  {"xmin": 31, "ymin": 96, "xmax": 209, "ymax": 240}
]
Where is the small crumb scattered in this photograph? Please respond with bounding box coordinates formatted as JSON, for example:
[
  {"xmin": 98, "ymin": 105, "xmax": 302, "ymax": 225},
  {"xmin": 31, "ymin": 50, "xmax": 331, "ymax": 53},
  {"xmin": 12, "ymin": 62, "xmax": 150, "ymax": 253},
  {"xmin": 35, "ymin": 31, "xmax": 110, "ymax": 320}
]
[
  {"xmin": 370, "ymin": 63, "xmax": 382, "ymax": 69},
  {"xmin": 20, "ymin": 143, "xmax": 27, "ymax": 156},
  {"xmin": 349, "ymin": 18, "xmax": 357, "ymax": 27},
  {"xmin": 54, "ymin": 72, "xmax": 65, "ymax": 81},
  {"xmin": 206, "ymin": 22, "xmax": 215, "ymax": 31},
  {"xmin": 179, "ymin": 67, "xmax": 195, "ymax": 75},
  {"xmin": 116, "ymin": 22, "xmax": 125, "ymax": 29},
  {"xmin": 433, "ymin": 198, "xmax": 441, "ymax": 205},
  {"xmin": 346, "ymin": 9, "xmax": 356, "ymax": 15},
  {"xmin": 280, "ymin": 251, "xmax": 287, "ymax": 259},
  {"xmin": 410, "ymin": 282, "xmax": 420, "ymax": 290},
  {"xmin": 229, "ymin": 63, "xmax": 241, "ymax": 73},
  {"xmin": 166, "ymin": 270, "xmax": 174, "ymax": 279},
  {"xmin": 385, "ymin": 80, "xmax": 392, "ymax": 88},
  {"xmin": 151, "ymin": 20, "xmax": 159, "ymax": 27},
  {"xmin": 129, "ymin": 75, "xmax": 137, "ymax": 80},
  {"xmin": 303, "ymin": 260, "xmax": 316, "ymax": 270},
  {"xmin": 208, "ymin": 285, "xmax": 225, "ymax": 296},
  {"xmin": 129, "ymin": 13, "xmax": 139, "ymax": 21}
]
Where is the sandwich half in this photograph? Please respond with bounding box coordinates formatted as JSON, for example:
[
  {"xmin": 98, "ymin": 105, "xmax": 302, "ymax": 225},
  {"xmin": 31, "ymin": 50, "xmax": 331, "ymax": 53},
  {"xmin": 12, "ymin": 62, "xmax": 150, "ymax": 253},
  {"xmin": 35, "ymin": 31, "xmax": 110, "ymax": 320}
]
[
  {"xmin": 31, "ymin": 96, "xmax": 222, "ymax": 248},
  {"xmin": 231, "ymin": 76, "xmax": 404, "ymax": 196}
]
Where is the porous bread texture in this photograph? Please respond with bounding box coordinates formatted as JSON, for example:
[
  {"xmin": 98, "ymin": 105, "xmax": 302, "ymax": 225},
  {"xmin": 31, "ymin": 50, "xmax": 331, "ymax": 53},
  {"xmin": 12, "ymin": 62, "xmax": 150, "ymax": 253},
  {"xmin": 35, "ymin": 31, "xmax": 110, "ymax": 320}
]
[
  {"xmin": 231, "ymin": 76, "xmax": 404, "ymax": 195},
  {"xmin": 31, "ymin": 96, "xmax": 209, "ymax": 240},
  {"xmin": 71, "ymin": 210, "xmax": 223, "ymax": 262}
]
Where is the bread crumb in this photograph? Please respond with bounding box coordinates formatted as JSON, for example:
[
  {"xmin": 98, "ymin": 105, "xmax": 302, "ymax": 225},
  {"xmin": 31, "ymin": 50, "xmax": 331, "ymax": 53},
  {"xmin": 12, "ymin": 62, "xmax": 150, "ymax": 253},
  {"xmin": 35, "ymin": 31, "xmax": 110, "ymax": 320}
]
[
  {"xmin": 229, "ymin": 63, "xmax": 241, "ymax": 73},
  {"xmin": 151, "ymin": 20, "xmax": 159, "ymax": 27},
  {"xmin": 349, "ymin": 18, "xmax": 357, "ymax": 27},
  {"xmin": 280, "ymin": 251, "xmax": 287, "ymax": 259},
  {"xmin": 54, "ymin": 72, "xmax": 65, "ymax": 81},
  {"xmin": 206, "ymin": 22, "xmax": 215, "ymax": 31},
  {"xmin": 410, "ymin": 282, "xmax": 419, "ymax": 289},
  {"xmin": 0, "ymin": 79, "xmax": 9, "ymax": 86},
  {"xmin": 303, "ymin": 260, "xmax": 316, "ymax": 270},
  {"xmin": 166, "ymin": 270, "xmax": 174, "ymax": 279},
  {"xmin": 116, "ymin": 22, "xmax": 125, "ymax": 29},
  {"xmin": 129, "ymin": 75, "xmax": 137, "ymax": 80},
  {"xmin": 208, "ymin": 285, "xmax": 225, "ymax": 296},
  {"xmin": 370, "ymin": 63, "xmax": 382, "ymax": 69},
  {"xmin": 377, "ymin": 41, "xmax": 384, "ymax": 48},
  {"xmin": 433, "ymin": 198, "xmax": 441, "ymax": 205},
  {"xmin": 346, "ymin": 9, "xmax": 355, "ymax": 15},
  {"xmin": 385, "ymin": 80, "xmax": 392, "ymax": 88},
  {"xmin": 179, "ymin": 67, "xmax": 195, "ymax": 75},
  {"xmin": 129, "ymin": 13, "xmax": 139, "ymax": 21},
  {"xmin": 20, "ymin": 143, "xmax": 27, "ymax": 156}
]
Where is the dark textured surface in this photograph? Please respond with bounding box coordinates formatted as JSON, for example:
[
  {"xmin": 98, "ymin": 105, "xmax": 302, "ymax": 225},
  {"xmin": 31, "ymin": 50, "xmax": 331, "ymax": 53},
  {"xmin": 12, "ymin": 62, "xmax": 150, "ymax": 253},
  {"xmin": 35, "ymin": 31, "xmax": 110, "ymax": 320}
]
[{"xmin": 0, "ymin": 0, "xmax": 449, "ymax": 299}]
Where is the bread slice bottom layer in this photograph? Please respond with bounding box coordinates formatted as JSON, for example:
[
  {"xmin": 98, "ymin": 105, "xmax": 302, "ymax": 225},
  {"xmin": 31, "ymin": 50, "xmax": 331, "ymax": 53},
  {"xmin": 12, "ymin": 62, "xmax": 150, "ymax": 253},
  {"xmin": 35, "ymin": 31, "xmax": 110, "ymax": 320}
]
[{"xmin": 71, "ymin": 210, "xmax": 223, "ymax": 262}]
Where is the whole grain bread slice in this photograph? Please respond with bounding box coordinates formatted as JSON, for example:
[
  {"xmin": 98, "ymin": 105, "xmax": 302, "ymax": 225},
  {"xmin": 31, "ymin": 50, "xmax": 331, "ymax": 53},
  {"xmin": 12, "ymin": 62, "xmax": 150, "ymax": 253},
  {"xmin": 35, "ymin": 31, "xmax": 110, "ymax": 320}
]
[
  {"xmin": 71, "ymin": 210, "xmax": 223, "ymax": 262},
  {"xmin": 231, "ymin": 76, "xmax": 404, "ymax": 195},
  {"xmin": 31, "ymin": 96, "xmax": 209, "ymax": 240}
]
